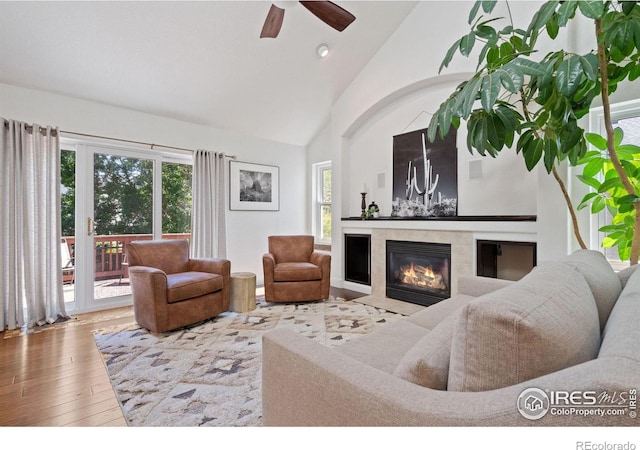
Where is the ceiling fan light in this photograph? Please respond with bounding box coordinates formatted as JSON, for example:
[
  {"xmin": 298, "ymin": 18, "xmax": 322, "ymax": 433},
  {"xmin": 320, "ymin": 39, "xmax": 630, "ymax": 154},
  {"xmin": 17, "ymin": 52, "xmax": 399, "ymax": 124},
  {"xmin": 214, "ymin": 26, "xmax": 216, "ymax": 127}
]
[{"xmin": 316, "ymin": 44, "xmax": 329, "ymax": 58}]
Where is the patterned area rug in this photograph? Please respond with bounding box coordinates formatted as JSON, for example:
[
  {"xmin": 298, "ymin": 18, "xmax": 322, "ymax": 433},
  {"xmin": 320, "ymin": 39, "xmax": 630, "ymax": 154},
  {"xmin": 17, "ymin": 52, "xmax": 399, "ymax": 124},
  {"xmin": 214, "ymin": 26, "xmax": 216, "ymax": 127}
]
[{"xmin": 93, "ymin": 296, "xmax": 403, "ymax": 427}]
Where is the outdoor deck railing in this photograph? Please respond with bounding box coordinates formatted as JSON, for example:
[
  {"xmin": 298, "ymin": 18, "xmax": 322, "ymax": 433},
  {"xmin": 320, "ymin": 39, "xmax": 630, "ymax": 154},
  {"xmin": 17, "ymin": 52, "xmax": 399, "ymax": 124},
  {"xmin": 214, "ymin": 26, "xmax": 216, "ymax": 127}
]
[{"xmin": 61, "ymin": 233, "xmax": 191, "ymax": 282}]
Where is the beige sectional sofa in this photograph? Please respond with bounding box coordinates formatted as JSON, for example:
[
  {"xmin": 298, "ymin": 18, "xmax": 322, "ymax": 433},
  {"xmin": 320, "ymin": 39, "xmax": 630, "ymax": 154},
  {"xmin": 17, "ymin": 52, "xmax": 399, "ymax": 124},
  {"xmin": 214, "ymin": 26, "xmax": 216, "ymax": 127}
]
[{"xmin": 262, "ymin": 250, "xmax": 640, "ymax": 426}]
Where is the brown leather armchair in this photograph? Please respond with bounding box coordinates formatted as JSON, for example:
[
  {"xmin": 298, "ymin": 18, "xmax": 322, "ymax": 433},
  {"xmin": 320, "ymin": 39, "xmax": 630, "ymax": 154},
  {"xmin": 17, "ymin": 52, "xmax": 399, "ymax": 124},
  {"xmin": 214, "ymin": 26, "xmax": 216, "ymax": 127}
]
[
  {"xmin": 262, "ymin": 235, "xmax": 331, "ymax": 302},
  {"xmin": 125, "ymin": 239, "xmax": 230, "ymax": 333}
]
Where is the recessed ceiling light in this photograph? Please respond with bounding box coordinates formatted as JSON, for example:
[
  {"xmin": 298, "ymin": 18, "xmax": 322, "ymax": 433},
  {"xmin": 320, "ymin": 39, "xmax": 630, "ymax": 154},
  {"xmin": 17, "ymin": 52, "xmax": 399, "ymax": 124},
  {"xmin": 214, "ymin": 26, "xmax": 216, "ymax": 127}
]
[{"xmin": 316, "ymin": 44, "xmax": 329, "ymax": 58}]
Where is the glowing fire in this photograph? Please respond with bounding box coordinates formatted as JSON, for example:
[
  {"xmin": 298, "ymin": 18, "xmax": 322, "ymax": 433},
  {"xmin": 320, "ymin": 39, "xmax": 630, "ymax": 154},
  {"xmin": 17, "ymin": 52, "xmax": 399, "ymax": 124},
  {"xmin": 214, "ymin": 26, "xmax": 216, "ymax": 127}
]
[{"xmin": 399, "ymin": 261, "xmax": 446, "ymax": 291}]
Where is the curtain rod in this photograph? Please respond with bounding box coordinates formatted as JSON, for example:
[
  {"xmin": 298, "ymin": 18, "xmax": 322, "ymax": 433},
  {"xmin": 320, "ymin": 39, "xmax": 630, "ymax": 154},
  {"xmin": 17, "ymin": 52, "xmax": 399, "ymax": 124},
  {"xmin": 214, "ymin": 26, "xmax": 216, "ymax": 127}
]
[
  {"xmin": 61, "ymin": 130, "xmax": 237, "ymax": 158},
  {"xmin": 2, "ymin": 119, "xmax": 237, "ymax": 158}
]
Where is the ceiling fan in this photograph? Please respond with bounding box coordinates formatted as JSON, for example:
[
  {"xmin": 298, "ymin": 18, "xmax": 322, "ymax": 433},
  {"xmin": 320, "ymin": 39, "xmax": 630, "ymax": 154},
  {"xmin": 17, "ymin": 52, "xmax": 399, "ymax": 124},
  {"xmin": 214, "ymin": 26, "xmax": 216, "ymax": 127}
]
[{"xmin": 260, "ymin": 1, "xmax": 356, "ymax": 38}]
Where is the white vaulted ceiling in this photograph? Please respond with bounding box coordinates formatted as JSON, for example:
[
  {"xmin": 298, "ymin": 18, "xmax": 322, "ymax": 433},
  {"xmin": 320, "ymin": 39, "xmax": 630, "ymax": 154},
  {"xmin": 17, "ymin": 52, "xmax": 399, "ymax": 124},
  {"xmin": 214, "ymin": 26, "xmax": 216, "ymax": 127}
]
[{"xmin": 0, "ymin": 1, "xmax": 418, "ymax": 146}]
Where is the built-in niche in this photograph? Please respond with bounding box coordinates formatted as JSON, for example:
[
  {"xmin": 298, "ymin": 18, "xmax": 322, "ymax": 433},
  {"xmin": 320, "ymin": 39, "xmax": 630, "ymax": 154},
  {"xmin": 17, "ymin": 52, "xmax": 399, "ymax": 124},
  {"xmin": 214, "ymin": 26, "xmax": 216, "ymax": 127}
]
[
  {"xmin": 476, "ymin": 240, "xmax": 536, "ymax": 281},
  {"xmin": 344, "ymin": 234, "xmax": 371, "ymax": 286}
]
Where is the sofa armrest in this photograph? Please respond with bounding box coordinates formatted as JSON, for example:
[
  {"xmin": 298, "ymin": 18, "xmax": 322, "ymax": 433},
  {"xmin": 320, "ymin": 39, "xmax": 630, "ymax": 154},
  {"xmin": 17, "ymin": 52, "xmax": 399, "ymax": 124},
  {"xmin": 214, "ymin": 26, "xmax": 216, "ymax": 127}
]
[
  {"xmin": 457, "ymin": 276, "xmax": 514, "ymax": 297},
  {"xmin": 262, "ymin": 328, "xmax": 521, "ymax": 426}
]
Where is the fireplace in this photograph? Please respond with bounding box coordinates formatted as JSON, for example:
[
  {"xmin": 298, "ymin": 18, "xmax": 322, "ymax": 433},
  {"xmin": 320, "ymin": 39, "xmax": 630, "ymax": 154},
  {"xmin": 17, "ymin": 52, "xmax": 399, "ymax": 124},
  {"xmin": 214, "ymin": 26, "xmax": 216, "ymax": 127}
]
[{"xmin": 386, "ymin": 240, "xmax": 451, "ymax": 307}]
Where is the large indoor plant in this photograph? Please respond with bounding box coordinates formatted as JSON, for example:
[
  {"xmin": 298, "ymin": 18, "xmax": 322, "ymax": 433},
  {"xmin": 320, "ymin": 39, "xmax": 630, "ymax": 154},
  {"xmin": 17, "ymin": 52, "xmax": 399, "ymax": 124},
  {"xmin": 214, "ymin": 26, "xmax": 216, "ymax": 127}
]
[{"xmin": 429, "ymin": 0, "xmax": 640, "ymax": 264}]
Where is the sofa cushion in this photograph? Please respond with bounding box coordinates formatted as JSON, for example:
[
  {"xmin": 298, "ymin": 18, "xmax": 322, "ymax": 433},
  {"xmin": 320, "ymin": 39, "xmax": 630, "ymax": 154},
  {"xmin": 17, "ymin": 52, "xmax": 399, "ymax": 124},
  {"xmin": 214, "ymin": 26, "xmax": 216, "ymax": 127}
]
[
  {"xmin": 447, "ymin": 262, "xmax": 601, "ymax": 392},
  {"xmin": 273, "ymin": 262, "xmax": 322, "ymax": 282},
  {"xmin": 166, "ymin": 271, "xmax": 224, "ymax": 303},
  {"xmin": 334, "ymin": 320, "xmax": 427, "ymax": 374},
  {"xmin": 559, "ymin": 249, "xmax": 622, "ymax": 331},
  {"xmin": 406, "ymin": 294, "xmax": 475, "ymax": 330},
  {"xmin": 393, "ymin": 313, "xmax": 456, "ymax": 390}
]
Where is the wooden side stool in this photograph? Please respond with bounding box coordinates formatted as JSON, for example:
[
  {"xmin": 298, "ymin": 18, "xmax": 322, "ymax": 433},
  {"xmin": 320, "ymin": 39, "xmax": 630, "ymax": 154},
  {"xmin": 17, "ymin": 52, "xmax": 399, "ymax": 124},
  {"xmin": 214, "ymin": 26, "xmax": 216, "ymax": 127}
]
[{"xmin": 230, "ymin": 272, "xmax": 257, "ymax": 313}]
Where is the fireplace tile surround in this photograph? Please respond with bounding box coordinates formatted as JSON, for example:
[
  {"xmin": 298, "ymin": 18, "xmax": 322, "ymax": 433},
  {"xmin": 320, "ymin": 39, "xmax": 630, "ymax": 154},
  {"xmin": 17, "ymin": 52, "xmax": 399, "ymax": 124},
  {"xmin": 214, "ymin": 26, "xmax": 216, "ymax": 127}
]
[{"xmin": 341, "ymin": 217, "xmax": 537, "ymax": 301}]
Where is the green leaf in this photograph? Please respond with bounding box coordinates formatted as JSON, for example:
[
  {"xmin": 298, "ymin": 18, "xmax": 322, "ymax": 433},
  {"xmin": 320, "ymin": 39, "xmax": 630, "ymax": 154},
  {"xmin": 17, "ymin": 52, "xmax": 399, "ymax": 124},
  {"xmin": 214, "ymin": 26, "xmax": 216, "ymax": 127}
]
[
  {"xmin": 524, "ymin": 138, "xmax": 544, "ymax": 171},
  {"xmin": 546, "ymin": 12, "xmax": 560, "ymax": 38},
  {"xmin": 592, "ymin": 195, "xmax": 606, "ymax": 213},
  {"xmin": 583, "ymin": 157, "xmax": 604, "ymax": 177},
  {"xmin": 498, "ymin": 66, "xmax": 524, "ymax": 92},
  {"xmin": 577, "ymin": 0, "xmax": 604, "ymax": 19},
  {"xmin": 578, "ymin": 54, "xmax": 598, "ymax": 80},
  {"xmin": 623, "ymin": 1, "xmax": 636, "ymax": 15},
  {"xmin": 494, "ymin": 104, "xmax": 519, "ymax": 131},
  {"xmin": 578, "ymin": 192, "xmax": 599, "ymax": 210},
  {"xmin": 480, "ymin": 71, "xmax": 501, "ymax": 111},
  {"xmin": 440, "ymin": 38, "xmax": 462, "ymax": 74},
  {"xmin": 599, "ymin": 224, "xmax": 627, "ymax": 232},
  {"xmin": 557, "ymin": 0, "xmax": 578, "ymax": 27},
  {"xmin": 586, "ymin": 132, "xmax": 608, "ymax": 150},
  {"xmin": 617, "ymin": 194, "xmax": 640, "ymax": 204},
  {"xmin": 556, "ymin": 54, "xmax": 584, "ymax": 96},
  {"xmin": 510, "ymin": 57, "xmax": 547, "ymax": 77},
  {"xmin": 460, "ymin": 31, "xmax": 476, "ymax": 57},
  {"xmin": 481, "ymin": 0, "xmax": 497, "ymax": 14},
  {"xmin": 577, "ymin": 174, "xmax": 602, "ymax": 190},
  {"xmin": 614, "ymin": 127, "xmax": 624, "ymax": 147},
  {"xmin": 598, "ymin": 177, "xmax": 623, "ymax": 193},
  {"xmin": 526, "ymin": 1, "xmax": 560, "ymax": 41},
  {"xmin": 468, "ymin": 0, "xmax": 482, "ymax": 24},
  {"xmin": 543, "ymin": 139, "xmax": 558, "ymax": 172},
  {"xmin": 459, "ymin": 76, "xmax": 483, "ymax": 118},
  {"xmin": 476, "ymin": 25, "xmax": 497, "ymax": 40}
]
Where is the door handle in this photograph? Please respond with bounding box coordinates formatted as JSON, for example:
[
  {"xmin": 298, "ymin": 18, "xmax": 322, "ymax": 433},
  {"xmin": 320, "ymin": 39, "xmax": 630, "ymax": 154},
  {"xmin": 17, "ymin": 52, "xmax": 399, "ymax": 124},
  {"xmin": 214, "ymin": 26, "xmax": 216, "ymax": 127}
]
[{"xmin": 87, "ymin": 217, "xmax": 94, "ymax": 236}]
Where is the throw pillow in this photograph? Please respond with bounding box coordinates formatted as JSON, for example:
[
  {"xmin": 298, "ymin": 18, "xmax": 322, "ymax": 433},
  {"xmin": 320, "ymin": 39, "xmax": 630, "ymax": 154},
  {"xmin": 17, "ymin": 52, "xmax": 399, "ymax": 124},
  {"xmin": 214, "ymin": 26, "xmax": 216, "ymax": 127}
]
[
  {"xmin": 393, "ymin": 313, "xmax": 456, "ymax": 390},
  {"xmin": 560, "ymin": 249, "xmax": 622, "ymax": 331},
  {"xmin": 447, "ymin": 262, "xmax": 601, "ymax": 392}
]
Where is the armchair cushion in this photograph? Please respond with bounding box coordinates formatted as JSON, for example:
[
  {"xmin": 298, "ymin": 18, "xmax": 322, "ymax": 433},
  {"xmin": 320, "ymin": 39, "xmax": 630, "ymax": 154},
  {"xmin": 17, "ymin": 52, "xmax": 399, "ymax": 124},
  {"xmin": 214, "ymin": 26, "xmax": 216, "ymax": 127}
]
[
  {"xmin": 274, "ymin": 262, "xmax": 322, "ymax": 282},
  {"xmin": 268, "ymin": 235, "xmax": 314, "ymax": 263},
  {"xmin": 166, "ymin": 272, "xmax": 224, "ymax": 304}
]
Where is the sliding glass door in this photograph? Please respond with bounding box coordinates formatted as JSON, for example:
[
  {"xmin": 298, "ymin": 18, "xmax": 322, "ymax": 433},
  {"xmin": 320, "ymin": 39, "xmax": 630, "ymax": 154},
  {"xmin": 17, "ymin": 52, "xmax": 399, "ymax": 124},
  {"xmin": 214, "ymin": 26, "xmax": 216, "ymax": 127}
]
[{"xmin": 61, "ymin": 139, "xmax": 192, "ymax": 313}]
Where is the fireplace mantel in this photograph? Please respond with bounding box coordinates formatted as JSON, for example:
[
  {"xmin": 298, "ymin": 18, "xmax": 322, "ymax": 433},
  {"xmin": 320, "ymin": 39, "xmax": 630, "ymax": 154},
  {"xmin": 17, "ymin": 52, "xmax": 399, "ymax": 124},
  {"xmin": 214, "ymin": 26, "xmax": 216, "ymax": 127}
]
[{"xmin": 342, "ymin": 215, "xmax": 536, "ymax": 222}]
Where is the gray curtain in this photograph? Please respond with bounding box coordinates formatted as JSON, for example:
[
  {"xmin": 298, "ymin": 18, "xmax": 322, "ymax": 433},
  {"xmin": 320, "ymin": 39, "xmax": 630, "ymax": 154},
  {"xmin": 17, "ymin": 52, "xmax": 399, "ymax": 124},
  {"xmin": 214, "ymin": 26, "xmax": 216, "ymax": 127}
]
[
  {"xmin": 0, "ymin": 118, "xmax": 68, "ymax": 331},
  {"xmin": 191, "ymin": 150, "xmax": 227, "ymax": 258}
]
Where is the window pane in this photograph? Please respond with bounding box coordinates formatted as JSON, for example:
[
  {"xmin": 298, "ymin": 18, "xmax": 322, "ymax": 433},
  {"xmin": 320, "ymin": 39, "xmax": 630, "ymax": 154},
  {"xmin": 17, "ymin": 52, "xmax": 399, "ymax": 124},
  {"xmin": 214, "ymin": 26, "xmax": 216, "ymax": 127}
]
[
  {"xmin": 321, "ymin": 204, "xmax": 332, "ymax": 240},
  {"xmin": 61, "ymin": 149, "xmax": 76, "ymax": 303},
  {"xmin": 94, "ymin": 153, "xmax": 153, "ymax": 235},
  {"xmin": 322, "ymin": 168, "xmax": 332, "ymax": 202},
  {"xmin": 162, "ymin": 162, "xmax": 192, "ymax": 235},
  {"xmin": 61, "ymin": 150, "xmax": 76, "ymax": 237}
]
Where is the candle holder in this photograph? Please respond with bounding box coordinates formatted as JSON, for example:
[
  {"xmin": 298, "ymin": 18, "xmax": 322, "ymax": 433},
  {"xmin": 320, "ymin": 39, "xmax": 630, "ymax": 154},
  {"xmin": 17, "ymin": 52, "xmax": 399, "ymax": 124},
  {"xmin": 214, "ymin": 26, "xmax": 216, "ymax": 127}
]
[{"xmin": 360, "ymin": 192, "xmax": 367, "ymax": 220}]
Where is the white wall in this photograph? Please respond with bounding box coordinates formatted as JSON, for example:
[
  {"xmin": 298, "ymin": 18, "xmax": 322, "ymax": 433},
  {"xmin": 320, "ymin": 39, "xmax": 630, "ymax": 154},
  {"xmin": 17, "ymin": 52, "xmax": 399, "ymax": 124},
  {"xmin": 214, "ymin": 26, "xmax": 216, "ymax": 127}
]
[
  {"xmin": 0, "ymin": 82, "xmax": 307, "ymax": 286},
  {"xmin": 345, "ymin": 84, "xmax": 538, "ymax": 218},
  {"xmin": 315, "ymin": 0, "xmax": 577, "ymax": 285}
]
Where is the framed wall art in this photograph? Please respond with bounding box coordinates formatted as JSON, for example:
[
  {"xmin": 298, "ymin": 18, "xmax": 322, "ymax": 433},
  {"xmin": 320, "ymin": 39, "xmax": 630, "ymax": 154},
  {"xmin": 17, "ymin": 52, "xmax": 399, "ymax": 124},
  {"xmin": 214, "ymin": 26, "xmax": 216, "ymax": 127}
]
[
  {"xmin": 229, "ymin": 160, "xmax": 280, "ymax": 211},
  {"xmin": 392, "ymin": 127, "xmax": 458, "ymax": 217}
]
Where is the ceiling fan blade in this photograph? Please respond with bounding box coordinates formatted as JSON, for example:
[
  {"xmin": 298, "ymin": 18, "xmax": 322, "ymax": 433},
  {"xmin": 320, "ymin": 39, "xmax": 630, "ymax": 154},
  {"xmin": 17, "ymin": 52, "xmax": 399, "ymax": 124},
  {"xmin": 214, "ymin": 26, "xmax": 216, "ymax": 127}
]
[
  {"xmin": 299, "ymin": 1, "xmax": 356, "ymax": 32},
  {"xmin": 260, "ymin": 4, "xmax": 285, "ymax": 38}
]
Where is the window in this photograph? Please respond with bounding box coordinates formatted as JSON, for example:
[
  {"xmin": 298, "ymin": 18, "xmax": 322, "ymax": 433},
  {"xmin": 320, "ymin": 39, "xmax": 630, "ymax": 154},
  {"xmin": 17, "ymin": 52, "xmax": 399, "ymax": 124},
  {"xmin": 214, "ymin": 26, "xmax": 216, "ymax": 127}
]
[
  {"xmin": 589, "ymin": 100, "xmax": 640, "ymax": 269},
  {"xmin": 313, "ymin": 161, "xmax": 332, "ymax": 244}
]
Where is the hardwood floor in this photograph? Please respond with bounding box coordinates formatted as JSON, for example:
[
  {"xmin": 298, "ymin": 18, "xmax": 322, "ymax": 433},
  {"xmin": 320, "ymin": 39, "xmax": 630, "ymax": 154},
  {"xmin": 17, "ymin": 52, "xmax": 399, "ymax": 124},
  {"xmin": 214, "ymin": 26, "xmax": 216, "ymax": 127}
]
[{"xmin": 0, "ymin": 286, "xmax": 365, "ymax": 427}]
